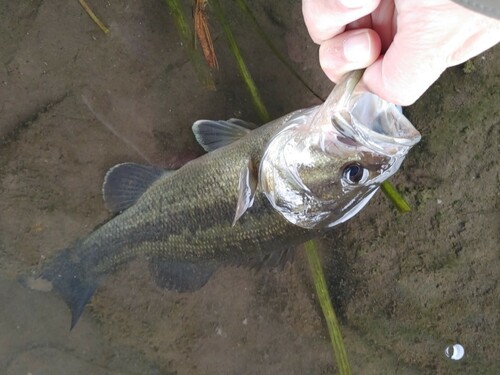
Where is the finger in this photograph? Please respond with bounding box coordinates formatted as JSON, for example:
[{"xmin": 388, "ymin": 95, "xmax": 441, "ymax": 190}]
[
  {"xmin": 362, "ymin": 40, "xmax": 447, "ymax": 106},
  {"xmin": 319, "ymin": 29, "xmax": 381, "ymax": 82},
  {"xmin": 369, "ymin": 0, "xmax": 396, "ymax": 51},
  {"xmin": 303, "ymin": 0, "xmax": 381, "ymax": 44},
  {"xmin": 363, "ymin": 0, "xmax": 500, "ymax": 105}
]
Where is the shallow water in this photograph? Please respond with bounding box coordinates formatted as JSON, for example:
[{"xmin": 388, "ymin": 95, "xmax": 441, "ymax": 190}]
[{"xmin": 0, "ymin": 1, "xmax": 498, "ymax": 374}]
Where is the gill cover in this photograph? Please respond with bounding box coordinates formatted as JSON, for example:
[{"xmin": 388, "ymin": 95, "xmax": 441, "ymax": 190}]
[{"xmin": 259, "ymin": 70, "xmax": 421, "ymax": 229}]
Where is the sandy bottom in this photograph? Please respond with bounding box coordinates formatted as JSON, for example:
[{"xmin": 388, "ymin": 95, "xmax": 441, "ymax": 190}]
[{"xmin": 0, "ymin": 1, "xmax": 498, "ymax": 374}]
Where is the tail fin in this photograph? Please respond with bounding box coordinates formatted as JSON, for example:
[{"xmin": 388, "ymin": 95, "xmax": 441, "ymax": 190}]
[{"xmin": 39, "ymin": 246, "xmax": 100, "ymax": 329}]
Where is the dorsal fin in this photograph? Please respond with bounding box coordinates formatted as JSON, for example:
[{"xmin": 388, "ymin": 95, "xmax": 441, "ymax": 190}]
[
  {"xmin": 102, "ymin": 162, "xmax": 171, "ymax": 214},
  {"xmin": 192, "ymin": 118, "xmax": 256, "ymax": 152},
  {"xmin": 225, "ymin": 118, "xmax": 258, "ymax": 130}
]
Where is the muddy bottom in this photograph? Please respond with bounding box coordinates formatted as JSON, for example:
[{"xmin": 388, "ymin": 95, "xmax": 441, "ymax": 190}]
[{"xmin": 0, "ymin": 1, "xmax": 498, "ymax": 374}]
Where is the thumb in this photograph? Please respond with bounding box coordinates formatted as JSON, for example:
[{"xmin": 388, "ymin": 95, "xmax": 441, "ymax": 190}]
[
  {"xmin": 363, "ymin": 1, "xmax": 500, "ymax": 105},
  {"xmin": 363, "ymin": 34, "xmax": 447, "ymax": 106}
]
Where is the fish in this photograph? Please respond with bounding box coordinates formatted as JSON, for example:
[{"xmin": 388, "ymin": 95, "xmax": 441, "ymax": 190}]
[{"xmin": 32, "ymin": 71, "xmax": 420, "ymax": 328}]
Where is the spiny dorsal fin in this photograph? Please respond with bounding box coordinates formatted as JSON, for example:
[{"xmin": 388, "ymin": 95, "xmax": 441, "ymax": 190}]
[
  {"xmin": 233, "ymin": 159, "xmax": 258, "ymax": 225},
  {"xmin": 225, "ymin": 118, "xmax": 258, "ymax": 130},
  {"xmin": 102, "ymin": 162, "xmax": 171, "ymax": 214},
  {"xmin": 192, "ymin": 118, "xmax": 256, "ymax": 152}
]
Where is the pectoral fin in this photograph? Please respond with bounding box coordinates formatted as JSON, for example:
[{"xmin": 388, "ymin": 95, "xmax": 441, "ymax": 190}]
[
  {"xmin": 150, "ymin": 258, "xmax": 218, "ymax": 292},
  {"xmin": 192, "ymin": 118, "xmax": 256, "ymax": 152},
  {"xmin": 102, "ymin": 162, "xmax": 172, "ymax": 214},
  {"xmin": 233, "ymin": 159, "xmax": 258, "ymax": 225},
  {"xmin": 250, "ymin": 247, "xmax": 297, "ymax": 271},
  {"xmin": 232, "ymin": 247, "xmax": 297, "ymax": 271}
]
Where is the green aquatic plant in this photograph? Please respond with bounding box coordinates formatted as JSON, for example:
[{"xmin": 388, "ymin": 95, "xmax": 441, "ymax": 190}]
[
  {"xmin": 381, "ymin": 180, "xmax": 411, "ymax": 213},
  {"xmin": 234, "ymin": 0, "xmax": 324, "ymax": 101},
  {"xmin": 211, "ymin": 0, "xmax": 270, "ymax": 122},
  {"xmin": 305, "ymin": 241, "xmax": 352, "ymax": 375}
]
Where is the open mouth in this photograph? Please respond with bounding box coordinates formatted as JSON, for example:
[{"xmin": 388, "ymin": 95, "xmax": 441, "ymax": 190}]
[
  {"xmin": 317, "ymin": 70, "xmax": 421, "ymax": 157},
  {"xmin": 331, "ymin": 91, "xmax": 421, "ymax": 157},
  {"xmin": 350, "ymin": 92, "xmax": 421, "ymax": 146}
]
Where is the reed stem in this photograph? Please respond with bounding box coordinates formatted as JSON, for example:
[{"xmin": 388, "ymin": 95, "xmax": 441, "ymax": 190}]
[
  {"xmin": 305, "ymin": 240, "xmax": 352, "ymax": 375},
  {"xmin": 78, "ymin": 0, "xmax": 109, "ymax": 34},
  {"xmin": 211, "ymin": 0, "xmax": 270, "ymax": 122}
]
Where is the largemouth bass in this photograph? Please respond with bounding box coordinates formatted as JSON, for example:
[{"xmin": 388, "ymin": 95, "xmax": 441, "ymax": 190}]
[{"xmin": 33, "ymin": 71, "xmax": 420, "ymax": 328}]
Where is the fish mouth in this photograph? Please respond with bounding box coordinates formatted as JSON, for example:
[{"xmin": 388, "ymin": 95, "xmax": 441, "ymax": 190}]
[
  {"xmin": 332, "ymin": 91, "xmax": 421, "ymax": 156},
  {"xmin": 322, "ymin": 70, "xmax": 421, "ymax": 157}
]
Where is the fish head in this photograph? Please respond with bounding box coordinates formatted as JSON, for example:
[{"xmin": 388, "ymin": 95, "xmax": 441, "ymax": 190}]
[{"xmin": 259, "ymin": 87, "xmax": 421, "ymax": 229}]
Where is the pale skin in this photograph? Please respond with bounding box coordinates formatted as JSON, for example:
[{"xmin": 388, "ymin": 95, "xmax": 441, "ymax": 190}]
[{"xmin": 302, "ymin": 0, "xmax": 500, "ymax": 105}]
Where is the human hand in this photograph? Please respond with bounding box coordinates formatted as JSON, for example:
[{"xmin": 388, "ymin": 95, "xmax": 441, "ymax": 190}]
[{"xmin": 302, "ymin": 0, "xmax": 500, "ymax": 105}]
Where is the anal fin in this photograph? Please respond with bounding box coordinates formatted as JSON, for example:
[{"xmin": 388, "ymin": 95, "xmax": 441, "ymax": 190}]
[{"xmin": 149, "ymin": 258, "xmax": 218, "ymax": 292}]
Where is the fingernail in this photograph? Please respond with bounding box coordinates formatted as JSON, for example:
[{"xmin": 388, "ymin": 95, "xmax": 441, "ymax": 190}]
[
  {"xmin": 339, "ymin": 0, "xmax": 367, "ymax": 8},
  {"xmin": 343, "ymin": 31, "xmax": 370, "ymax": 62}
]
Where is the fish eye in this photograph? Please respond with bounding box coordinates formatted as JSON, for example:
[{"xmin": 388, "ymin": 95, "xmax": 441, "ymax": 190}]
[{"xmin": 342, "ymin": 162, "xmax": 368, "ymax": 184}]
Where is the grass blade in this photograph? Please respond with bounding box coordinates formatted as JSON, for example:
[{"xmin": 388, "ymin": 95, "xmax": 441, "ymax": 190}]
[
  {"xmin": 234, "ymin": 0, "xmax": 323, "ymax": 101},
  {"xmin": 78, "ymin": 0, "xmax": 109, "ymax": 34},
  {"xmin": 381, "ymin": 181, "xmax": 411, "ymax": 213},
  {"xmin": 305, "ymin": 240, "xmax": 352, "ymax": 375},
  {"xmin": 211, "ymin": 0, "xmax": 269, "ymax": 122}
]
